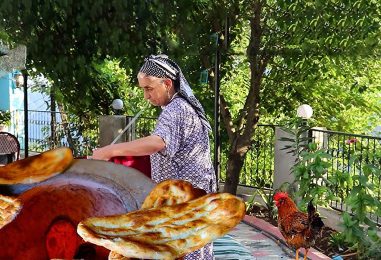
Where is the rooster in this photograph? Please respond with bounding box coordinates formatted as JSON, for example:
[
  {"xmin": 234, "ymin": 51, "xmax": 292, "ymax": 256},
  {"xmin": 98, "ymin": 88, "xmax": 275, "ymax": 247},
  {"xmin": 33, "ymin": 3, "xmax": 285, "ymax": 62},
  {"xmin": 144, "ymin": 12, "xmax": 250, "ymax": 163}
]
[{"xmin": 273, "ymin": 192, "xmax": 324, "ymax": 260}]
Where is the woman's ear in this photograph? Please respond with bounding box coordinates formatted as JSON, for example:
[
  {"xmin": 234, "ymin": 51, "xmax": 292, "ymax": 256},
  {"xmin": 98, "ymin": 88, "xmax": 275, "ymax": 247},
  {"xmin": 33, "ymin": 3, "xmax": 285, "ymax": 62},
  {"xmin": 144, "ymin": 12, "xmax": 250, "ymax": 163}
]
[{"xmin": 163, "ymin": 79, "xmax": 173, "ymax": 89}]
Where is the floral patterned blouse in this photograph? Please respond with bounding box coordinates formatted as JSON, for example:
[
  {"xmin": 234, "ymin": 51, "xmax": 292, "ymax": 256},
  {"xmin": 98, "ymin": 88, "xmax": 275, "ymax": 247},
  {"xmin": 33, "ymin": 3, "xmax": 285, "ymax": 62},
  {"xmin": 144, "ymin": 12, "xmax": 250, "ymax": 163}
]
[
  {"xmin": 150, "ymin": 96, "xmax": 216, "ymax": 260},
  {"xmin": 150, "ymin": 96, "xmax": 217, "ymax": 193}
]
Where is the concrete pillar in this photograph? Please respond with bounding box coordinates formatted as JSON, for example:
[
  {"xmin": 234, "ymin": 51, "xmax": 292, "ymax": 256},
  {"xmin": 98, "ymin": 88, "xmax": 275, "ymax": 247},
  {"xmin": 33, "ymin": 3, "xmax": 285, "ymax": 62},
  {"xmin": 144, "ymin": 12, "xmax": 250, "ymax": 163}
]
[
  {"xmin": 311, "ymin": 127, "xmax": 328, "ymax": 149},
  {"xmin": 99, "ymin": 115, "xmax": 127, "ymax": 147},
  {"xmin": 273, "ymin": 127, "xmax": 297, "ymax": 190}
]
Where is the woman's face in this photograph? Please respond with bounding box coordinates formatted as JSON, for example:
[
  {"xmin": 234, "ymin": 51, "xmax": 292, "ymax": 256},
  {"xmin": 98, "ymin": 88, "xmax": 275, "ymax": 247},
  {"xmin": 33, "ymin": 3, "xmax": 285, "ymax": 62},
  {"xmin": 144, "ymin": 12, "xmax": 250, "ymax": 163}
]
[{"xmin": 137, "ymin": 73, "xmax": 172, "ymax": 106}]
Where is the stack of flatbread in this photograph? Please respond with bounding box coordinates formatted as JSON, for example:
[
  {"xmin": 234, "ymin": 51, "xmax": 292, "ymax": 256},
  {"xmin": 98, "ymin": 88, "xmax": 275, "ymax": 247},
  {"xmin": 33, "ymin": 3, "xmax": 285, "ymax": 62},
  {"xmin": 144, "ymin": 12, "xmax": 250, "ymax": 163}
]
[
  {"xmin": 0, "ymin": 147, "xmax": 73, "ymax": 229},
  {"xmin": 0, "ymin": 148, "xmax": 245, "ymax": 259},
  {"xmin": 77, "ymin": 179, "xmax": 246, "ymax": 259}
]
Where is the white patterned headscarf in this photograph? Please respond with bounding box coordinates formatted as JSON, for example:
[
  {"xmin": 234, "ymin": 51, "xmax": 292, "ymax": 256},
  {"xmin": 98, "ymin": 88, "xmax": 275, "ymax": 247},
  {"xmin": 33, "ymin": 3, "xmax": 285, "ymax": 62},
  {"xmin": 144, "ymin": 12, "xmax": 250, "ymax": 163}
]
[{"xmin": 139, "ymin": 54, "xmax": 211, "ymax": 131}]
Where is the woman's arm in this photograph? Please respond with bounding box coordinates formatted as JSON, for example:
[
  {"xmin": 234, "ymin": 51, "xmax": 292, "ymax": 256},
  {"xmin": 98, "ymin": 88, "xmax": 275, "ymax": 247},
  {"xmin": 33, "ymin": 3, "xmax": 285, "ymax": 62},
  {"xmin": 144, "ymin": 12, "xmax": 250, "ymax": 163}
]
[{"xmin": 91, "ymin": 135, "xmax": 165, "ymax": 160}]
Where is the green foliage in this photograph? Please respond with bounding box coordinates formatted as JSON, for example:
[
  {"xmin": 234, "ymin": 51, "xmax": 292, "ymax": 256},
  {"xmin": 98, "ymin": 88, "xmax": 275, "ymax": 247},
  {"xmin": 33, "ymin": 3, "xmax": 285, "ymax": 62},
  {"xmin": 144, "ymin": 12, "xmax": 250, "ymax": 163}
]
[
  {"xmin": 282, "ymin": 117, "xmax": 381, "ymax": 258},
  {"xmin": 280, "ymin": 117, "xmax": 336, "ymax": 208},
  {"xmin": 0, "ymin": 0, "xmax": 222, "ymax": 117},
  {"xmin": 340, "ymin": 162, "xmax": 381, "ymax": 258},
  {"xmin": 291, "ymin": 58, "xmax": 381, "ymax": 133},
  {"xmin": 61, "ymin": 116, "xmax": 98, "ymax": 157},
  {"xmin": 246, "ymin": 188, "xmax": 276, "ymax": 221},
  {"xmin": 89, "ymin": 58, "xmax": 153, "ymax": 117},
  {"xmin": 293, "ymin": 142, "xmax": 336, "ymax": 207},
  {"xmin": 1, "ymin": 0, "xmax": 381, "ymax": 195},
  {"xmin": 279, "ymin": 117, "xmax": 312, "ymax": 157},
  {"xmin": 246, "ymin": 182, "xmax": 294, "ymax": 222},
  {"xmin": 220, "ymin": 0, "xmax": 381, "ymax": 132},
  {"xmin": 329, "ymin": 232, "xmax": 349, "ymax": 253},
  {"xmin": 0, "ymin": 110, "xmax": 11, "ymax": 126}
]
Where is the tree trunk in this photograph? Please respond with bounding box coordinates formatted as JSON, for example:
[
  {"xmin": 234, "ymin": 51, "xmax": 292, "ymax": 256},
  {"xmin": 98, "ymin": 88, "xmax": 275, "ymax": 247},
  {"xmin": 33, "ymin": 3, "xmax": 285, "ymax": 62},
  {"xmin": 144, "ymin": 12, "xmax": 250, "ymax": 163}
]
[
  {"xmin": 223, "ymin": 143, "xmax": 247, "ymax": 194},
  {"xmin": 222, "ymin": 1, "xmax": 264, "ymax": 194}
]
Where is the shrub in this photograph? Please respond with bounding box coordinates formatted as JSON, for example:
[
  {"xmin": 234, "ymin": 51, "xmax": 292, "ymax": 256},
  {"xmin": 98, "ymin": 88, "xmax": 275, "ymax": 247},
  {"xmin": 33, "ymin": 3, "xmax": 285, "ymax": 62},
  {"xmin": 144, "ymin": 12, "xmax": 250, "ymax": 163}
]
[{"xmin": 0, "ymin": 110, "xmax": 11, "ymax": 126}]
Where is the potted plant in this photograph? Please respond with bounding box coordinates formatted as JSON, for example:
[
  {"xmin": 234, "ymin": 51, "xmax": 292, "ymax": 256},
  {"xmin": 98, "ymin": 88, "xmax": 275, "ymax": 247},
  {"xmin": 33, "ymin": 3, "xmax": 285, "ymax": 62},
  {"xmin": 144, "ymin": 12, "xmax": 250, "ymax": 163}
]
[{"xmin": 0, "ymin": 110, "xmax": 11, "ymax": 131}]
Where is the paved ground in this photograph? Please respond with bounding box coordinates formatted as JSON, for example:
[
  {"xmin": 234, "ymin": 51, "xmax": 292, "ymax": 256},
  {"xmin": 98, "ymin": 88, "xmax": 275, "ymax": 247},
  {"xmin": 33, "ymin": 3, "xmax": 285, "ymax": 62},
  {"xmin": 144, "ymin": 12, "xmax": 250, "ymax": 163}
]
[
  {"xmin": 226, "ymin": 222, "xmax": 293, "ymax": 260},
  {"xmin": 221, "ymin": 216, "xmax": 331, "ymax": 260}
]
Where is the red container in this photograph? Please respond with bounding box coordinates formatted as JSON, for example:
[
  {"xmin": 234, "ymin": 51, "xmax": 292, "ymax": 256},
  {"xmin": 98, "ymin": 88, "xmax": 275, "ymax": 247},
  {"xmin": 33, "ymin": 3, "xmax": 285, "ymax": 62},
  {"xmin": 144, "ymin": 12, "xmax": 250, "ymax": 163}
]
[
  {"xmin": 75, "ymin": 155, "xmax": 151, "ymax": 179},
  {"xmin": 109, "ymin": 156, "xmax": 151, "ymax": 179}
]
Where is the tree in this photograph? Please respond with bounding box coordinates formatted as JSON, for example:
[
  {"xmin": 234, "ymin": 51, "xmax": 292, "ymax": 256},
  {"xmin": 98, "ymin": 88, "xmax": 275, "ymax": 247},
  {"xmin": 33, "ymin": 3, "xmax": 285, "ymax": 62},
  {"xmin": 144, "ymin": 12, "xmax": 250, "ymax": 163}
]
[
  {"xmin": 219, "ymin": 0, "xmax": 381, "ymax": 194},
  {"xmin": 1, "ymin": 1, "xmax": 380, "ymax": 194},
  {"xmin": 0, "ymin": 1, "xmax": 205, "ymax": 116}
]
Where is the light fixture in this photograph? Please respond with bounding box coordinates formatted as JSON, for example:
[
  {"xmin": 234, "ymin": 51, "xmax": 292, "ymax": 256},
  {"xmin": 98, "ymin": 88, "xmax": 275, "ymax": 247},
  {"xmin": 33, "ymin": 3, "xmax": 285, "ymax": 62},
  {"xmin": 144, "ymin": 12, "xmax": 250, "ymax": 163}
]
[
  {"xmin": 297, "ymin": 104, "xmax": 313, "ymax": 119},
  {"xmin": 111, "ymin": 99, "xmax": 124, "ymax": 115}
]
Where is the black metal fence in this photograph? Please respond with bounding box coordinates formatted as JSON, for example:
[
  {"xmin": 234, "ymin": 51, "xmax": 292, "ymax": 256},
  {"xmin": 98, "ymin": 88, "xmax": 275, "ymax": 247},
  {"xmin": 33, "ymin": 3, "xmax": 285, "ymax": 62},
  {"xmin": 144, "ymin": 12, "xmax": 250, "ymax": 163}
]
[
  {"xmin": 11, "ymin": 110, "xmax": 98, "ymax": 156},
  {"xmin": 11, "ymin": 110, "xmax": 276, "ymax": 190},
  {"xmin": 124, "ymin": 116, "xmax": 157, "ymax": 141},
  {"xmin": 11, "ymin": 110, "xmax": 158, "ymax": 157},
  {"xmin": 310, "ymin": 128, "xmax": 381, "ymax": 225},
  {"xmin": 11, "ymin": 110, "xmax": 381, "ymax": 225},
  {"xmin": 218, "ymin": 125, "xmax": 276, "ymax": 190}
]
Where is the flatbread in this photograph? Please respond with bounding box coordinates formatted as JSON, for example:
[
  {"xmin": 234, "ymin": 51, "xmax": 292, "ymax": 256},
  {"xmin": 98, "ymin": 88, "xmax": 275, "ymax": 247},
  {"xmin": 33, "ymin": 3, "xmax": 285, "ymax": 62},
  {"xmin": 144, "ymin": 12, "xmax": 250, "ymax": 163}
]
[
  {"xmin": 0, "ymin": 147, "xmax": 73, "ymax": 184},
  {"xmin": 109, "ymin": 180, "xmax": 205, "ymax": 259},
  {"xmin": 78, "ymin": 192, "xmax": 245, "ymax": 259},
  {"xmin": 0, "ymin": 194, "xmax": 21, "ymax": 229},
  {"xmin": 141, "ymin": 179, "xmax": 206, "ymax": 209},
  {"xmin": 108, "ymin": 251, "xmax": 131, "ymax": 260}
]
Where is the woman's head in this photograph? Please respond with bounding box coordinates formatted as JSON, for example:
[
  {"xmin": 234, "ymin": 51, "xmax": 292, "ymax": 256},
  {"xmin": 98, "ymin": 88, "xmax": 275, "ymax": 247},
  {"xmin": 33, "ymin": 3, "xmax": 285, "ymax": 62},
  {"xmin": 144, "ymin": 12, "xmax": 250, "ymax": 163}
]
[
  {"xmin": 137, "ymin": 73, "xmax": 175, "ymax": 106},
  {"xmin": 138, "ymin": 54, "xmax": 212, "ymax": 131},
  {"xmin": 139, "ymin": 55, "xmax": 179, "ymax": 80},
  {"xmin": 138, "ymin": 55, "xmax": 180, "ymax": 106}
]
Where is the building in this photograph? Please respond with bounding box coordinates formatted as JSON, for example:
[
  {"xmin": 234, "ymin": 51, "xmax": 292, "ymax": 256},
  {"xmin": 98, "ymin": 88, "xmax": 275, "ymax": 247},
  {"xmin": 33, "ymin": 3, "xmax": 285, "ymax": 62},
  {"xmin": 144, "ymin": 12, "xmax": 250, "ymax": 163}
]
[{"xmin": 0, "ymin": 71, "xmax": 24, "ymax": 134}]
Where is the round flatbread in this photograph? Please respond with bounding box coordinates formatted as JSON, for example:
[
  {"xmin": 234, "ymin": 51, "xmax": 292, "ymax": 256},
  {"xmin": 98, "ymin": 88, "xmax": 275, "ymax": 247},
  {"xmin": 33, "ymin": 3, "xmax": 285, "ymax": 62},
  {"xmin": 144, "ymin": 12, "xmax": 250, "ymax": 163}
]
[
  {"xmin": 78, "ymin": 192, "xmax": 245, "ymax": 259},
  {"xmin": 0, "ymin": 147, "xmax": 73, "ymax": 185},
  {"xmin": 141, "ymin": 179, "xmax": 206, "ymax": 209}
]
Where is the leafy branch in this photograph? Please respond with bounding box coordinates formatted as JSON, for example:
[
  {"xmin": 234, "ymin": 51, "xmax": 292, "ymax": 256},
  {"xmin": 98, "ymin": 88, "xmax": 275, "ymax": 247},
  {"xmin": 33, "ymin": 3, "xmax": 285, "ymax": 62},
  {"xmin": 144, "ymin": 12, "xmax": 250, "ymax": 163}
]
[
  {"xmin": 0, "ymin": 110, "xmax": 11, "ymax": 126},
  {"xmin": 280, "ymin": 117, "xmax": 335, "ymax": 208}
]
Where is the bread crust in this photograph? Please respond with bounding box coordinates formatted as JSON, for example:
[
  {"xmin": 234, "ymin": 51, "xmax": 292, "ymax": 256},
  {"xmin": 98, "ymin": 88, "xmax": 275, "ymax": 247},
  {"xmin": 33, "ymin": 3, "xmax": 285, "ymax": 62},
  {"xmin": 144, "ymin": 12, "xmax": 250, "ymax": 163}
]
[
  {"xmin": 0, "ymin": 147, "xmax": 73, "ymax": 184},
  {"xmin": 0, "ymin": 194, "xmax": 21, "ymax": 229},
  {"xmin": 141, "ymin": 179, "xmax": 206, "ymax": 210},
  {"xmin": 109, "ymin": 179, "xmax": 203, "ymax": 260},
  {"xmin": 78, "ymin": 192, "xmax": 245, "ymax": 259}
]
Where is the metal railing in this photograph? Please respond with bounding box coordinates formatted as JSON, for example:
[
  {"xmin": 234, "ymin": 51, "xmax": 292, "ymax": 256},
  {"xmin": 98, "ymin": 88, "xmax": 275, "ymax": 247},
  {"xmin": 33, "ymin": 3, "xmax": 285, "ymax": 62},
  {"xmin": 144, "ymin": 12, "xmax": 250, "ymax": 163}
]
[
  {"xmin": 11, "ymin": 110, "xmax": 98, "ymax": 157},
  {"xmin": 125, "ymin": 116, "xmax": 157, "ymax": 141},
  {"xmin": 12, "ymin": 109, "xmax": 381, "ymax": 225},
  {"xmin": 10, "ymin": 110, "xmax": 157, "ymax": 157},
  {"xmin": 219, "ymin": 125, "xmax": 276, "ymax": 190},
  {"xmin": 241, "ymin": 125, "xmax": 275, "ymax": 189},
  {"xmin": 310, "ymin": 128, "xmax": 381, "ymax": 225},
  {"xmin": 11, "ymin": 110, "xmax": 276, "ymax": 190}
]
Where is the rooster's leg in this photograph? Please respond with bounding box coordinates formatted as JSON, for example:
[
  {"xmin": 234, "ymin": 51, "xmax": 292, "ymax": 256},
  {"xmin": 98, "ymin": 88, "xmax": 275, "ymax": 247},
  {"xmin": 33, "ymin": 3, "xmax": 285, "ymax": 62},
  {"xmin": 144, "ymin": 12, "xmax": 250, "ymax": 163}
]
[
  {"xmin": 295, "ymin": 248, "xmax": 299, "ymax": 260},
  {"xmin": 303, "ymin": 248, "xmax": 309, "ymax": 260}
]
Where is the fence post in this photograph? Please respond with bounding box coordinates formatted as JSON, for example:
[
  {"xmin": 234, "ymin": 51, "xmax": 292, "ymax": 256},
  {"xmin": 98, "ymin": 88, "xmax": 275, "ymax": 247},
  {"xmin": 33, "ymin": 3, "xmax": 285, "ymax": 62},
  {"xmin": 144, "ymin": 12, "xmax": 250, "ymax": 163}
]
[
  {"xmin": 125, "ymin": 116, "xmax": 136, "ymax": 141},
  {"xmin": 99, "ymin": 115, "xmax": 127, "ymax": 147},
  {"xmin": 273, "ymin": 127, "xmax": 297, "ymax": 190},
  {"xmin": 311, "ymin": 127, "xmax": 328, "ymax": 149}
]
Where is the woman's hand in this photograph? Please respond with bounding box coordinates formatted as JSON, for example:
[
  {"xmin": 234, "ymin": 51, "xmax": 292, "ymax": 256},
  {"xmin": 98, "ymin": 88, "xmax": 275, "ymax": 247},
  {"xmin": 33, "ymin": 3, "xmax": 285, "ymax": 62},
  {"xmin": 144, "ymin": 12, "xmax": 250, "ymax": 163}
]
[
  {"xmin": 91, "ymin": 145, "xmax": 114, "ymax": 161},
  {"xmin": 89, "ymin": 136, "xmax": 165, "ymax": 160}
]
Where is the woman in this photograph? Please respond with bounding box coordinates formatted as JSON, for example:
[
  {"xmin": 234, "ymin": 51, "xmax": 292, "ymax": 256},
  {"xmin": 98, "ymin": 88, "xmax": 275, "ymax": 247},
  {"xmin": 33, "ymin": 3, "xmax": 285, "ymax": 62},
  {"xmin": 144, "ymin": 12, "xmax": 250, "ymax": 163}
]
[{"xmin": 92, "ymin": 54, "xmax": 216, "ymax": 259}]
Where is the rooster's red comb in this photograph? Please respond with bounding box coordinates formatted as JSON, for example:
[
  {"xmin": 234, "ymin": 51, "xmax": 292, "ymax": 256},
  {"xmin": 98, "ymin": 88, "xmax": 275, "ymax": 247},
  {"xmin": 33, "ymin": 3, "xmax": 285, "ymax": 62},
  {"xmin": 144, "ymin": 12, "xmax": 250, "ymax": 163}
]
[{"xmin": 273, "ymin": 192, "xmax": 289, "ymax": 201}]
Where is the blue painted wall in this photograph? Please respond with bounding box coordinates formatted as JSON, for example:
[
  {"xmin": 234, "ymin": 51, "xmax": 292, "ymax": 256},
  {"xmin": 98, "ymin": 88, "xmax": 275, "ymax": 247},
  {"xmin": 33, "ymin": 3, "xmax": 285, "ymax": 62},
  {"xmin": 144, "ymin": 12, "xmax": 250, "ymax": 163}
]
[
  {"xmin": 0, "ymin": 73, "xmax": 11, "ymax": 110},
  {"xmin": 0, "ymin": 72, "xmax": 24, "ymax": 147},
  {"xmin": 0, "ymin": 72, "xmax": 24, "ymax": 112}
]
